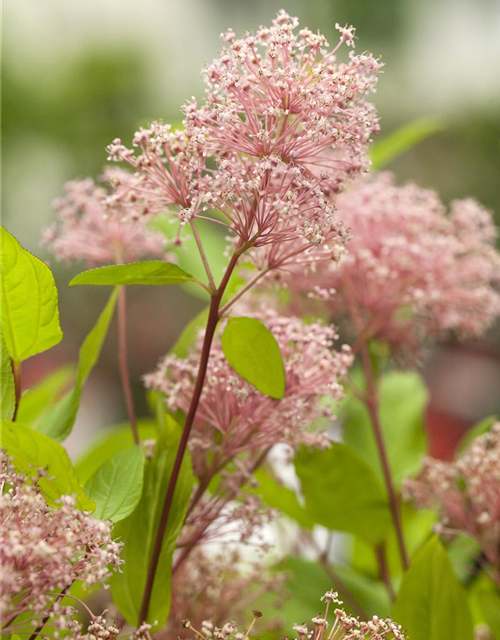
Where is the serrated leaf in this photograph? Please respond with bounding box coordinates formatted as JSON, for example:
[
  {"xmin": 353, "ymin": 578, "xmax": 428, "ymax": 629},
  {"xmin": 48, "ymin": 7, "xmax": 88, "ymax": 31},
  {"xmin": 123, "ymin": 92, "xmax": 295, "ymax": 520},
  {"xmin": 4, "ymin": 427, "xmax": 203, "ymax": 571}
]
[
  {"xmin": 295, "ymin": 443, "xmax": 391, "ymax": 544},
  {"xmin": 75, "ymin": 420, "xmax": 158, "ymax": 485},
  {"xmin": 370, "ymin": 116, "xmax": 445, "ymax": 170},
  {"xmin": 37, "ymin": 288, "xmax": 118, "ymax": 441},
  {"xmin": 343, "ymin": 371, "xmax": 428, "ymax": 486},
  {"xmin": 393, "ymin": 537, "xmax": 474, "ymax": 640},
  {"xmin": 1, "ymin": 420, "xmax": 94, "ymax": 511},
  {"xmin": 1, "ymin": 226, "xmax": 62, "ymax": 362},
  {"xmin": 110, "ymin": 416, "xmax": 194, "ymax": 628},
  {"xmin": 85, "ymin": 446, "xmax": 145, "ymax": 522},
  {"xmin": 70, "ymin": 261, "xmax": 194, "ymax": 286},
  {"xmin": 221, "ymin": 316, "xmax": 285, "ymax": 399},
  {"xmin": 1, "ymin": 332, "xmax": 15, "ymax": 419}
]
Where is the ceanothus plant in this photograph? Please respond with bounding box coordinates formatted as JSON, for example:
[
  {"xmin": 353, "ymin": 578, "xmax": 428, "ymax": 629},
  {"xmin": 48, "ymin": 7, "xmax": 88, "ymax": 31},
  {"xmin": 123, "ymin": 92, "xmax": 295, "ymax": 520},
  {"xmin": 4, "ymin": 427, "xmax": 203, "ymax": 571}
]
[{"xmin": 1, "ymin": 10, "xmax": 499, "ymax": 640}]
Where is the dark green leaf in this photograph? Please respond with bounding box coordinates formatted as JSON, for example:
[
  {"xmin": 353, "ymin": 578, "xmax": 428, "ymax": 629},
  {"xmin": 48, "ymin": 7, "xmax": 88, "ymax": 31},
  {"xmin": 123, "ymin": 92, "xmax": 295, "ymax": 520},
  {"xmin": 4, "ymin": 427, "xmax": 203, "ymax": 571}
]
[
  {"xmin": 1, "ymin": 332, "xmax": 15, "ymax": 419},
  {"xmin": 343, "ymin": 371, "xmax": 428, "ymax": 486},
  {"xmin": 85, "ymin": 446, "xmax": 145, "ymax": 522},
  {"xmin": 221, "ymin": 316, "xmax": 285, "ymax": 399},
  {"xmin": 70, "ymin": 261, "xmax": 194, "ymax": 286},
  {"xmin": 295, "ymin": 443, "xmax": 391, "ymax": 544},
  {"xmin": 38, "ymin": 288, "xmax": 118, "ymax": 441},
  {"xmin": 75, "ymin": 420, "xmax": 158, "ymax": 485},
  {"xmin": 370, "ymin": 116, "xmax": 444, "ymax": 170},
  {"xmin": 110, "ymin": 416, "xmax": 194, "ymax": 628},
  {"xmin": 393, "ymin": 537, "xmax": 474, "ymax": 640},
  {"xmin": 1, "ymin": 420, "xmax": 94, "ymax": 511},
  {"xmin": 1, "ymin": 226, "xmax": 62, "ymax": 362}
]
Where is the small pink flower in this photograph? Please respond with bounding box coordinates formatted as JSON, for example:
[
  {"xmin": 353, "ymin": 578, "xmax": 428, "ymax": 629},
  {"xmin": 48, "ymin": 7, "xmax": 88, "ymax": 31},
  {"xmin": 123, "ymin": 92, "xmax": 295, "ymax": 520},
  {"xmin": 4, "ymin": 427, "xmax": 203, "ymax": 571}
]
[{"xmin": 43, "ymin": 176, "xmax": 169, "ymax": 266}]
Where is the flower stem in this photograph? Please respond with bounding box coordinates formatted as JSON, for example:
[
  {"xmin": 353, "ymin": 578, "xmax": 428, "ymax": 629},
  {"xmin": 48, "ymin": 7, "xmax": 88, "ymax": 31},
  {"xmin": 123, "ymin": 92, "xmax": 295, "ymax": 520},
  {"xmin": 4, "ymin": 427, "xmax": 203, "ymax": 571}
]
[
  {"xmin": 375, "ymin": 543, "xmax": 396, "ymax": 602},
  {"xmin": 359, "ymin": 343, "xmax": 410, "ymax": 572},
  {"xmin": 11, "ymin": 360, "xmax": 21, "ymax": 421},
  {"xmin": 138, "ymin": 251, "xmax": 240, "ymax": 625},
  {"xmin": 117, "ymin": 286, "xmax": 139, "ymax": 445}
]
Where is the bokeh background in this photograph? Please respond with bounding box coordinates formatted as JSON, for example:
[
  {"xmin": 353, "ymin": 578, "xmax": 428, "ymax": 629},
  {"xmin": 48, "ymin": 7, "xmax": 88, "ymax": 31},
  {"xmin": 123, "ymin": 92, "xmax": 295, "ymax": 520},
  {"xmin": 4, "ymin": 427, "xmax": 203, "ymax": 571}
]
[{"xmin": 3, "ymin": 0, "xmax": 500, "ymax": 455}]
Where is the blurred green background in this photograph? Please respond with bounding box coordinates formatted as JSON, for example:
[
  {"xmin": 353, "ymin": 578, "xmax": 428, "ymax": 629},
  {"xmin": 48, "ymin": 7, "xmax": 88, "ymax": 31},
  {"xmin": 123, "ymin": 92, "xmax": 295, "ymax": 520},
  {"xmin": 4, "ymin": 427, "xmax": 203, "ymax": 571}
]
[{"xmin": 2, "ymin": 0, "xmax": 499, "ymax": 452}]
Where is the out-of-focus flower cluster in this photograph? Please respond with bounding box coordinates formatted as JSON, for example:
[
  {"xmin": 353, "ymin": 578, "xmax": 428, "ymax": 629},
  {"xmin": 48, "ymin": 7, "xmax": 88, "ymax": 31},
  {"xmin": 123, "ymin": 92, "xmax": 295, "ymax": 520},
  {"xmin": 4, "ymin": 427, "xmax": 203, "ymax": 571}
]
[
  {"xmin": 281, "ymin": 173, "xmax": 500, "ymax": 351},
  {"xmin": 403, "ymin": 422, "xmax": 500, "ymax": 585},
  {"xmin": 104, "ymin": 11, "xmax": 381, "ymax": 273},
  {"xmin": 178, "ymin": 590, "xmax": 406, "ymax": 640},
  {"xmin": 0, "ymin": 454, "xmax": 122, "ymax": 634},
  {"xmin": 43, "ymin": 175, "xmax": 168, "ymax": 266},
  {"xmin": 144, "ymin": 309, "xmax": 352, "ymax": 461}
]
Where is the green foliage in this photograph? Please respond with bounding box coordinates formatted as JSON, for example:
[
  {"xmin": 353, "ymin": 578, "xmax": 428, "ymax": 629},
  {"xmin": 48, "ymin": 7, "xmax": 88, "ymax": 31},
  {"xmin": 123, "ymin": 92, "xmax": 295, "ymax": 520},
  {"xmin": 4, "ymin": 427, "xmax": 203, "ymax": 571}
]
[
  {"xmin": 1, "ymin": 227, "xmax": 62, "ymax": 363},
  {"xmin": 343, "ymin": 371, "xmax": 428, "ymax": 486},
  {"xmin": 110, "ymin": 418, "xmax": 194, "ymax": 628},
  {"xmin": 221, "ymin": 316, "xmax": 285, "ymax": 399},
  {"xmin": 38, "ymin": 288, "xmax": 119, "ymax": 441},
  {"xmin": 85, "ymin": 446, "xmax": 145, "ymax": 522},
  {"xmin": 1, "ymin": 420, "xmax": 93, "ymax": 511},
  {"xmin": 476, "ymin": 588, "xmax": 500, "ymax": 638},
  {"xmin": 393, "ymin": 537, "xmax": 474, "ymax": 640},
  {"xmin": 458, "ymin": 415, "xmax": 498, "ymax": 454},
  {"xmin": 70, "ymin": 261, "xmax": 194, "ymax": 286},
  {"xmin": 170, "ymin": 307, "xmax": 208, "ymax": 358},
  {"xmin": 149, "ymin": 216, "xmax": 229, "ymax": 299},
  {"xmin": 253, "ymin": 469, "xmax": 315, "ymax": 530},
  {"xmin": 295, "ymin": 443, "xmax": 391, "ymax": 545},
  {"xmin": 75, "ymin": 420, "xmax": 158, "ymax": 484},
  {"xmin": 16, "ymin": 366, "xmax": 74, "ymax": 428},
  {"xmin": 370, "ymin": 116, "xmax": 444, "ymax": 170},
  {"xmin": 1, "ymin": 332, "xmax": 15, "ymax": 419}
]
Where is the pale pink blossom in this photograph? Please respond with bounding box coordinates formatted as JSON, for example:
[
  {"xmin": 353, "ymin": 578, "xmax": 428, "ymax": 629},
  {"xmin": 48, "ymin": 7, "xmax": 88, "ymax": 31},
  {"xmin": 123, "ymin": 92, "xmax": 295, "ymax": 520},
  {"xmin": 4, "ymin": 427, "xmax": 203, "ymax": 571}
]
[
  {"xmin": 105, "ymin": 12, "xmax": 381, "ymax": 271},
  {"xmin": 144, "ymin": 309, "xmax": 352, "ymax": 459},
  {"xmin": 403, "ymin": 422, "xmax": 500, "ymax": 584},
  {"xmin": 43, "ymin": 176, "xmax": 168, "ymax": 266},
  {"xmin": 283, "ymin": 173, "xmax": 500, "ymax": 350},
  {"xmin": 0, "ymin": 455, "xmax": 122, "ymax": 634}
]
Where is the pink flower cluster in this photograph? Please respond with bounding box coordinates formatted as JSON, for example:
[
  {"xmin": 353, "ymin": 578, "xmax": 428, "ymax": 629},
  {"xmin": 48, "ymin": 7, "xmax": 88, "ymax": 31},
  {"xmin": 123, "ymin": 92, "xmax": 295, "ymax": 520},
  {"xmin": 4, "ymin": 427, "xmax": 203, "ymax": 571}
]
[
  {"xmin": 403, "ymin": 422, "xmax": 500, "ymax": 585},
  {"xmin": 0, "ymin": 455, "xmax": 122, "ymax": 634},
  {"xmin": 105, "ymin": 11, "xmax": 381, "ymax": 271},
  {"xmin": 43, "ymin": 175, "xmax": 168, "ymax": 266},
  {"xmin": 284, "ymin": 173, "xmax": 500, "ymax": 350},
  {"xmin": 144, "ymin": 309, "xmax": 352, "ymax": 460}
]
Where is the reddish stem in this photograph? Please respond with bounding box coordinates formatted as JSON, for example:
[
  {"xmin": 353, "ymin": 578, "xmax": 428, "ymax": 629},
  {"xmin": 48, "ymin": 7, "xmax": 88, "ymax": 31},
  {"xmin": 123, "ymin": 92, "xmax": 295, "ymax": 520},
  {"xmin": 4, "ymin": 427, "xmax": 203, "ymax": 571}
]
[
  {"xmin": 138, "ymin": 251, "xmax": 240, "ymax": 624},
  {"xmin": 375, "ymin": 543, "xmax": 396, "ymax": 602},
  {"xmin": 117, "ymin": 287, "xmax": 139, "ymax": 445},
  {"xmin": 11, "ymin": 360, "xmax": 21, "ymax": 421},
  {"xmin": 360, "ymin": 343, "xmax": 410, "ymax": 572}
]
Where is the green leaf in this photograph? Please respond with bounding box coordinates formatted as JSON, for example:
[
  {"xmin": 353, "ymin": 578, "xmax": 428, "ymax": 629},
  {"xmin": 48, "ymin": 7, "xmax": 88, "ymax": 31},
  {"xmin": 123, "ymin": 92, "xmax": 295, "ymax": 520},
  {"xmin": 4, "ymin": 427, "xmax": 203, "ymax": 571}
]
[
  {"xmin": 110, "ymin": 417, "xmax": 194, "ymax": 628},
  {"xmin": 170, "ymin": 307, "xmax": 208, "ymax": 358},
  {"xmin": 1, "ymin": 420, "xmax": 94, "ymax": 511},
  {"xmin": 37, "ymin": 288, "xmax": 119, "ymax": 441},
  {"xmin": 1, "ymin": 226, "xmax": 62, "ymax": 362},
  {"xmin": 75, "ymin": 420, "xmax": 158, "ymax": 485},
  {"xmin": 16, "ymin": 365, "xmax": 74, "ymax": 428},
  {"xmin": 343, "ymin": 371, "xmax": 428, "ymax": 486},
  {"xmin": 70, "ymin": 261, "xmax": 194, "ymax": 286},
  {"xmin": 85, "ymin": 446, "xmax": 145, "ymax": 522},
  {"xmin": 393, "ymin": 537, "xmax": 474, "ymax": 640},
  {"xmin": 370, "ymin": 116, "xmax": 445, "ymax": 170},
  {"xmin": 458, "ymin": 415, "xmax": 498, "ymax": 454},
  {"xmin": 295, "ymin": 443, "xmax": 391, "ymax": 545},
  {"xmin": 1, "ymin": 332, "xmax": 15, "ymax": 419},
  {"xmin": 149, "ymin": 216, "xmax": 228, "ymax": 300},
  {"xmin": 477, "ymin": 588, "xmax": 500, "ymax": 638},
  {"xmin": 221, "ymin": 316, "xmax": 285, "ymax": 399},
  {"xmin": 253, "ymin": 469, "xmax": 314, "ymax": 530}
]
